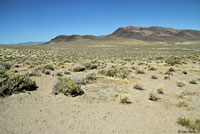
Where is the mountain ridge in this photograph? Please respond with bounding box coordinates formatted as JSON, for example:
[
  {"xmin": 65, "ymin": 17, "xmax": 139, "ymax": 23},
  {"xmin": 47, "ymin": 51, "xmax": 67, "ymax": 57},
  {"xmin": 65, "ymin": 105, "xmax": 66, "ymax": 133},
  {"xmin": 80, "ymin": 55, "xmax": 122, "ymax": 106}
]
[{"xmin": 48, "ymin": 26, "xmax": 200, "ymax": 44}]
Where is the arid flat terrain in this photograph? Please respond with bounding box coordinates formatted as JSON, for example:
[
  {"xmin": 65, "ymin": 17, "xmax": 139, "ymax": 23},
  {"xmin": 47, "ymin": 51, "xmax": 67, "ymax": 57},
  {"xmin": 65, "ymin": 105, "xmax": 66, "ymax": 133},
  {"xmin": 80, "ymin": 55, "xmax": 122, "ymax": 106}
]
[{"xmin": 1, "ymin": 27, "xmax": 200, "ymax": 134}]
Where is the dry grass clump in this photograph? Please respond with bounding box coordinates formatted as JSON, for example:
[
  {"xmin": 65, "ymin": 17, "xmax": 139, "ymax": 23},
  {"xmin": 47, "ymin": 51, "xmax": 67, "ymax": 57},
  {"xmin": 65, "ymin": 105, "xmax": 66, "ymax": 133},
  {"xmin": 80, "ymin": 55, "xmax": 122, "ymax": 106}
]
[
  {"xmin": 118, "ymin": 93, "xmax": 131, "ymax": 104},
  {"xmin": 176, "ymin": 80, "xmax": 186, "ymax": 87},
  {"xmin": 136, "ymin": 69, "xmax": 145, "ymax": 74},
  {"xmin": 151, "ymin": 75, "xmax": 158, "ymax": 79},
  {"xmin": 189, "ymin": 79, "xmax": 197, "ymax": 84},
  {"xmin": 177, "ymin": 117, "xmax": 200, "ymax": 131},
  {"xmin": 53, "ymin": 77, "xmax": 84, "ymax": 97},
  {"xmin": 149, "ymin": 66, "xmax": 157, "ymax": 71},
  {"xmin": 86, "ymin": 73, "xmax": 97, "ymax": 81},
  {"xmin": 0, "ymin": 66, "xmax": 37, "ymax": 97},
  {"xmin": 149, "ymin": 92, "xmax": 159, "ymax": 101},
  {"xmin": 98, "ymin": 67, "xmax": 129, "ymax": 79},
  {"xmin": 29, "ymin": 69, "xmax": 41, "ymax": 77},
  {"xmin": 73, "ymin": 66, "xmax": 85, "ymax": 72},
  {"xmin": 176, "ymin": 101, "xmax": 189, "ymax": 108},
  {"xmin": 82, "ymin": 62, "xmax": 97, "ymax": 70},
  {"xmin": 134, "ymin": 83, "xmax": 144, "ymax": 90},
  {"xmin": 157, "ymin": 87, "xmax": 164, "ymax": 94}
]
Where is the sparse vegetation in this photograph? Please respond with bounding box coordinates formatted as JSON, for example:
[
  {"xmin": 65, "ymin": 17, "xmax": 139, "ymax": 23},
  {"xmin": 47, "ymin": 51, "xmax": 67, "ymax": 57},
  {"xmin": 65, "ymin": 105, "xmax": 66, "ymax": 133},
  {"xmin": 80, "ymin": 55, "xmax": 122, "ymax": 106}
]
[
  {"xmin": 44, "ymin": 64, "xmax": 54, "ymax": 70},
  {"xmin": 177, "ymin": 117, "xmax": 200, "ymax": 131},
  {"xmin": 98, "ymin": 67, "xmax": 129, "ymax": 79},
  {"xmin": 53, "ymin": 77, "xmax": 84, "ymax": 97},
  {"xmin": 118, "ymin": 93, "xmax": 130, "ymax": 104},
  {"xmin": 134, "ymin": 83, "xmax": 144, "ymax": 90},
  {"xmin": 151, "ymin": 75, "xmax": 158, "ymax": 79},
  {"xmin": 136, "ymin": 69, "xmax": 145, "ymax": 74},
  {"xmin": 165, "ymin": 57, "xmax": 181, "ymax": 66},
  {"xmin": 189, "ymin": 79, "xmax": 197, "ymax": 84},
  {"xmin": 149, "ymin": 92, "xmax": 159, "ymax": 101},
  {"xmin": 176, "ymin": 81, "xmax": 186, "ymax": 87},
  {"xmin": 157, "ymin": 88, "xmax": 164, "ymax": 94},
  {"xmin": 73, "ymin": 66, "xmax": 85, "ymax": 72},
  {"xmin": 0, "ymin": 67, "xmax": 37, "ymax": 97},
  {"xmin": 176, "ymin": 101, "xmax": 188, "ymax": 108}
]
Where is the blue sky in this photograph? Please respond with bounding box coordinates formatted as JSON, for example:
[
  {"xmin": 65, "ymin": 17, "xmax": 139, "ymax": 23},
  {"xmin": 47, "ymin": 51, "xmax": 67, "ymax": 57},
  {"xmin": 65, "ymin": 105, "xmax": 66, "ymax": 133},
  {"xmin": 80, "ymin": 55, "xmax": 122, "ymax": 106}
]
[{"xmin": 0, "ymin": 0, "xmax": 200, "ymax": 44}]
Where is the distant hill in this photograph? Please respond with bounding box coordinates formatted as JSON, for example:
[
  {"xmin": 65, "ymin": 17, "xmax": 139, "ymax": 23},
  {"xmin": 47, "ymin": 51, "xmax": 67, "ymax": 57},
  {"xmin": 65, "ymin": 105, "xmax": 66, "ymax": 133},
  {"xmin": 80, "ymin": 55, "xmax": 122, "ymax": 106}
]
[
  {"xmin": 48, "ymin": 26, "xmax": 200, "ymax": 44},
  {"xmin": 49, "ymin": 35, "xmax": 98, "ymax": 43},
  {"xmin": 111, "ymin": 26, "xmax": 200, "ymax": 41}
]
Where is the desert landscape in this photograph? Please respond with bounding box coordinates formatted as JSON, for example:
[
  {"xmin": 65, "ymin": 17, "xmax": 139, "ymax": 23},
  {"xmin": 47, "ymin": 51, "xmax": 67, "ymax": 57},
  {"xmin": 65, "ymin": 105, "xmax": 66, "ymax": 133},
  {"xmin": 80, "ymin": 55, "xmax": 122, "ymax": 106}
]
[{"xmin": 0, "ymin": 26, "xmax": 200, "ymax": 134}]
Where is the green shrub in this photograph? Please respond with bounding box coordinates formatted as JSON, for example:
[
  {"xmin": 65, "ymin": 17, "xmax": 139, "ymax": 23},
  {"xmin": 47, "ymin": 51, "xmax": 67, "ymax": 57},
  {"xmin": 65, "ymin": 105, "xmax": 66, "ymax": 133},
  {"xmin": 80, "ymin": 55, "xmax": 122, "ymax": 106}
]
[
  {"xmin": 0, "ymin": 67, "xmax": 37, "ymax": 97},
  {"xmin": 83, "ymin": 62, "xmax": 97, "ymax": 70},
  {"xmin": 98, "ymin": 68, "xmax": 118, "ymax": 77},
  {"xmin": 53, "ymin": 77, "xmax": 84, "ymax": 97},
  {"xmin": 177, "ymin": 117, "xmax": 200, "ymax": 131},
  {"xmin": 44, "ymin": 64, "xmax": 54, "ymax": 70},
  {"xmin": 165, "ymin": 58, "xmax": 181, "ymax": 66},
  {"xmin": 98, "ymin": 68, "xmax": 129, "ymax": 79}
]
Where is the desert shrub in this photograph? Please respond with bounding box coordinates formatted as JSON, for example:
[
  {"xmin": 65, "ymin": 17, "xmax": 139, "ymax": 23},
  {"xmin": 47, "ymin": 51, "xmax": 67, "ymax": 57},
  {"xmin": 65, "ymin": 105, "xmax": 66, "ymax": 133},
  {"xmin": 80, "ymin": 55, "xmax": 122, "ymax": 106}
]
[
  {"xmin": 177, "ymin": 81, "xmax": 186, "ymax": 87},
  {"xmin": 82, "ymin": 62, "xmax": 97, "ymax": 70},
  {"xmin": 176, "ymin": 101, "xmax": 188, "ymax": 108},
  {"xmin": 149, "ymin": 66, "xmax": 157, "ymax": 71},
  {"xmin": 43, "ymin": 70, "xmax": 51, "ymax": 75},
  {"xmin": 165, "ymin": 58, "xmax": 181, "ymax": 66},
  {"xmin": 71, "ymin": 75, "xmax": 86, "ymax": 85},
  {"xmin": 177, "ymin": 117, "xmax": 191, "ymax": 128},
  {"xmin": 98, "ymin": 68, "xmax": 117, "ymax": 77},
  {"xmin": 168, "ymin": 67, "xmax": 175, "ymax": 72},
  {"xmin": 86, "ymin": 73, "xmax": 97, "ymax": 81},
  {"xmin": 151, "ymin": 75, "xmax": 158, "ymax": 79},
  {"xmin": 157, "ymin": 88, "xmax": 164, "ymax": 94},
  {"xmin": 177, "ymin": 117, "xmax": 200, "ymax": 131},
  {"xmin": 118, "ymin": 68, "xmax": 129, "ymax": 79},
  {"xmin": 98, "ymin": 68, "xmax": 129, "ymax": 79},
  {"xmin": 44, "ymin": 64, "xmax": 54, "ymax": 70},
  {"xmin": 0, "ymin": 61, "xmax": 12, "ymax": 70},
  {"xmin": 73, "ymin": 66, "xmax": 85, "ymax": 72},
  {"xmin": 134, "ymin": 83, "xmax": 144, "ymax": 90},
  {"xmin": 118, "ymin": 93, "xmax": 130, "ymax": 104},
  {"xmin": 55, "ymin": 72, "xmax": 63, "ymax": 76},
  {"xmin": 58, "ymin": 62, "xmax": 64, "ymax": 66},
  {"xmin": 29, "ymin": 69, "xmax": 41, "ymax": 77},
  {"xmin": 0, "ymin": 67, "xmax": 37, "ymax": 97},
  {"xmin": 149, "ymin": 92, "xmax": 159, "ymax": 101},
  {"xmin": 164, "ymin": 76, "xmax": 170, "ymax": 79},
  {"xmin": 53, "ymin": 77, "xmax": 84, "ymax": 97},
  {"xmin": 155, "ymin": 56, "xmax": 164, "ymax": 60},
  {"xmin": 136, "ymin": 69, "xmax": 145, "ymax": 74},
  {"xmin": 64, "ymin": 71, "xmax": 70, "ymax": 75},
  {"xmin": 189, "ymin": 79, "xmax": 197, "ymax": 84}
]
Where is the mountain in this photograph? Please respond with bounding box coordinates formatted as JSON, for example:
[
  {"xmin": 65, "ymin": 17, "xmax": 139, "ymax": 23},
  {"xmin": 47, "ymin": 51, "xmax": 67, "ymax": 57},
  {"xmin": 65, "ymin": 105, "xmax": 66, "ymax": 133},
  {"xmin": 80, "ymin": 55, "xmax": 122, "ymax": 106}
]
[
  {"xmin": 111, "ymin": 26, "xmax": 200, "ymax": 41},
  {"xmin": 49, "ymin": 35, "xmax": 98, "ymax": 43},
  {"xmin": 47, "ymin": 26, "xmax": 200, "ymax": 44}
]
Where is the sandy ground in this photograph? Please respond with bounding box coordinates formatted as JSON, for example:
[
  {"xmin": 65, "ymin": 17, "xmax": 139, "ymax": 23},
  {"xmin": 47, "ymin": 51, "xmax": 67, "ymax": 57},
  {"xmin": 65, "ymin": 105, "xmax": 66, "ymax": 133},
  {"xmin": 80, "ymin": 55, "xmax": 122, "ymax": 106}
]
[{"xmin": 1, "ymin": 61, "xmax": 200, "ymax": 134}]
